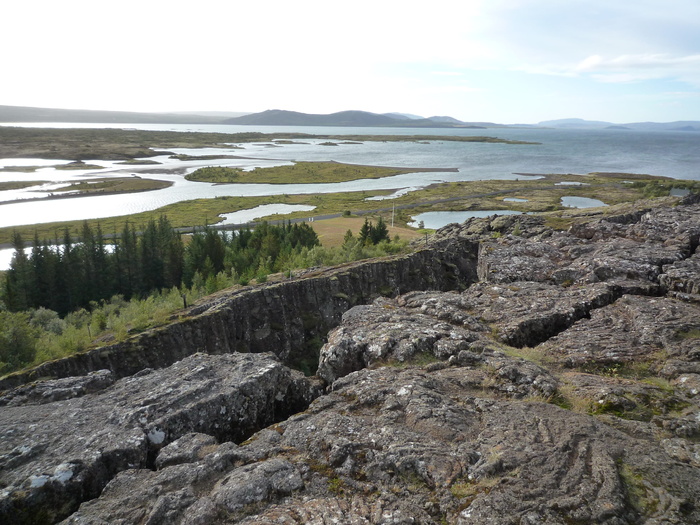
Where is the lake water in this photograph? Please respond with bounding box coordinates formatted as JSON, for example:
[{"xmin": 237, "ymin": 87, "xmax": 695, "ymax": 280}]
[
  {"xmin": 218, "ymin": 204, "xmax": 316, "ymax": 225},
  {"xmin": 561, "ymin": 196, "xmax": 608, "ymax": 208},
  {"xmin": 1, "ymin": 123, "xmax": 698, "ymax": 231},
  {"xmin": 409, "ymin": 209, "xmax": 522, "ymax": 229}
]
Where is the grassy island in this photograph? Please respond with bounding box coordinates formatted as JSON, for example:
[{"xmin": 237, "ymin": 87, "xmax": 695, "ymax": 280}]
[{"xmin": 186, "ymin": 161, "xmax": 457, "ymax": 184}]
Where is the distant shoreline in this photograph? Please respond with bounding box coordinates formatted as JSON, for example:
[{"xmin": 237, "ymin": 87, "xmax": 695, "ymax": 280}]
[{"xmin": 0, "ymin": 181, "xmax": 174, "ymax": 206}]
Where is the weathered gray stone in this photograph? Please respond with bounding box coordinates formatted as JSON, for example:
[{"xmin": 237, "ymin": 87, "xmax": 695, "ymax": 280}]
[
  {"xmin": 0, "ymin": 369, "xmax": 114, "ymax": 407},
  {"xmin": 467, "ymin": 281, "xmax": 617, "ymax": 346},
  {"xmin": 155, "ymin": 432, "xmax": 218, "ymax": 470},
  {"xmin": 540, "ymin": 295, "xmax": 700, "ymax": 369},
  {"xmin": 212, "ymin": 458, "xmax": 303, "ymax": 512},
  {"xmin": 0, "ymin": 353, "xmax": 319, "ymax": 524},
  {"xmin": 662, "ymin": 251, "xmax": 700, "ymax": 295},
  {"xmin": 317, "ymin": 300, "xmax": 488, "ymax": 383}
]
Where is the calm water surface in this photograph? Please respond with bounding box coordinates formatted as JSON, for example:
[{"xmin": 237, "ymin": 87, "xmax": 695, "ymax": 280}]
[
  {"xmin": 409, "ymin": 209, "xmax": 522, "ymax": 229},
  {"xmin": 561, "ymin": 196, "xmax": 608, "ymax": 208},
  {"xmin": 1, "ymin": 123, "xmax": 698, "ymax": 230}
]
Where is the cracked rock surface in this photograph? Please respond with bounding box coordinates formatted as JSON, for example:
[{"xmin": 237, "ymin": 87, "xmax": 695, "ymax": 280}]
[
  {"xmin": 0, "ymin": 353, "xmax": 319, "ymax": 524},
  {"xmin": 2, "ymin": 197, "xmax": 700, "ymax": 524}
]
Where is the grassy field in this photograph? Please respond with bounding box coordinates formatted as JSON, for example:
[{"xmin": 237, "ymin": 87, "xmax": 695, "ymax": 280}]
[
  {"xmin": 309, "ymin": 216, "xmax": 423, "ymax": 247},
  {"xmin": 2, "ymin": 171, "xmax": 697, "ymax": 246}
]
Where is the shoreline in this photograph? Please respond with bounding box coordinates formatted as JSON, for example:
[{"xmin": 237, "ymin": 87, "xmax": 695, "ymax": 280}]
[{"xmin": 0, "ymin": 180, "xmax": 174, "ymax": 206}]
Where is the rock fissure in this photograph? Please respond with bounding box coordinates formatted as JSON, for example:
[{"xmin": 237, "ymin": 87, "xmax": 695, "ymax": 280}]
[{"xmin": 0, "ymin": 238, "xmax": 479, "ymax": 393}]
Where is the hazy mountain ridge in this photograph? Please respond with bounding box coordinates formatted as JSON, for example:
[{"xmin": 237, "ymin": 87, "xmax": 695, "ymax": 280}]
[
  {"xmin": 0, "ymin": 105, "xmax": 697, "ymax": 130},
  {"xmin": 539, "ymin": 117, "xmax": 700, "ymax": 131},
  {"xmin": 222, "ymin": 109, "xmax": 486, "ymax": 128},
  {"xmin": 0, "ymin": 105, "xmax": 244, "ymax": 124}
]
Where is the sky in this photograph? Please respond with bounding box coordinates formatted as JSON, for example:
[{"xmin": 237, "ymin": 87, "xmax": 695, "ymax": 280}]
[{"xmin": 3, "ymin": 0, "xmax": 700, "ymax": 124}]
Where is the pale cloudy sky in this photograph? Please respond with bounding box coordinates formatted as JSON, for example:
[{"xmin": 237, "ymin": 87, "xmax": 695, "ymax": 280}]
[{"xmin": 3, "ymin": 0, "xmax": 700, "ymax": 123}]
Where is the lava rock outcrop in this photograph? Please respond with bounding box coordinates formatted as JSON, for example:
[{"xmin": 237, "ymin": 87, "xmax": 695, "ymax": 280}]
[{"xmin": 2, "ymin": 196, "xmax": 700, "ymax": 524}]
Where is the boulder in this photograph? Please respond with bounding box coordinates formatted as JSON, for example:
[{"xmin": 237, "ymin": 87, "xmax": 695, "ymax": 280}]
[{"xmin": 0, "ymin": 353, "xmax": 319, "ymax": 524}]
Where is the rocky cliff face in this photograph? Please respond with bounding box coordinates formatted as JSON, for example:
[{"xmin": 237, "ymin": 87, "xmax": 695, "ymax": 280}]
[
  {"xmin": 2, "ymin": 197, "xmax": 700, "ymax": 524},
  {"xmin": 0, "ymin": 238, "xmax": 478, "ymax": 391}
]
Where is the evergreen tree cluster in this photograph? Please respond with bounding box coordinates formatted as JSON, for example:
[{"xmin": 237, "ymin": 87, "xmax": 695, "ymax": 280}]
[
  {"xmin": 3, "ymin": 218, "xmax": 184, "ymax": 316},
  {"xmin": 2, "ymin": 219, "xmax": 319, "ymax": 317},
  {"xmin": 358, "ymin": 217, "xmax": 390, "ymax": 245},
  {"xmin": 182, "ymin": 221, "xmax": 320, "ymax": 287}
]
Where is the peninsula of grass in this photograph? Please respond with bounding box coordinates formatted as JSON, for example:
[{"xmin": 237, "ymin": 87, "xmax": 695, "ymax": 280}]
[
  {"xmin": 1, "ymin": 171, "xmax": 692, "ymax": 246},
  {"xmin": 0, "ymin": 181, "xmax": 47, "ymax": 191},
  {"xmin": 0, "ymin": 166, "xmax": 48, "ymax": 173},
  {"xmin": 49, "ymin": 177, "xmax": 172, "ymax": 195},
  {"xmin": 186, "ymin": 161, "xmax": 456, "ymax": 184},
  {"xmin": 55, "ymin": 161, "xmax": 107, "ymax": 171},
  {"xmin": 169, "ymin": 153, "xmax": 243, "ymax": 161},
  {"xmin": 116, "ymin": 159, "xmax": 161, "ymax": 165},
  {"xmin": 0, "ymin": 177, "xmax": 173, "ymax": 209}
]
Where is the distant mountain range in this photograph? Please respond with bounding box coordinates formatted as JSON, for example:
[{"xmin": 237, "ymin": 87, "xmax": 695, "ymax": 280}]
[
  {"xmin": 0, "ymin": 105, "xmax": 698, "ymax": 131},
  {"xmin": 0, "ymin": 105, "xmax": 247, "ymax": 124},
  {"xmin": 536, "ymin": 118, "xmax": 700, "ymax": 132},
  {"xmin": 222, "ymin": 109, "xmax": 499, "ymax": 128}
]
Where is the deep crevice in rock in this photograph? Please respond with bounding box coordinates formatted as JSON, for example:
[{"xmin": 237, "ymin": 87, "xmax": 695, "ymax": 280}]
[{"xmin": 0, "ymin": 239, "xmax": 479, "ymax": 393}]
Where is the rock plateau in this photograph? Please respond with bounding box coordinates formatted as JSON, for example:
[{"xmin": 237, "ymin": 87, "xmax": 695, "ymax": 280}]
[{"xmin": 2, "ymin": 195, "xmax": 700, "ymax": 524}]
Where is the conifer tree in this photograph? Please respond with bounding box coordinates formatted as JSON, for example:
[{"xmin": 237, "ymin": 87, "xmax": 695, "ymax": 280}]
[
  {"xmin": 4, "ymin": 233, "xmax": 31, "ymax": 311},
  {"xmin": 371, "ymin": 216, "xmax": 390, "ymax": 244},
  {"xmin": 359, "ymin": 218, "xmax": 371, "ymax": 245}
]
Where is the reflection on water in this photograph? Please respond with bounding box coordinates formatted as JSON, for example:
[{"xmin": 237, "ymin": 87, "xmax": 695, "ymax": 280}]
[
  {"xmin": 1, "ymin": 124, "xmax": 698, "ymax": 230},
  {"xmin": 218, "ymin": 204, "xmax": 316, "ymax": 225},
  {"xmin": 670, "ymin": 188, "xmax": 690, "ymax": 197},
  {"xmin": 560, "ymin": 196, "xmax": 607, "ymax": 208},
  {"xmin": 409, "ymin": 209, "xmax": 522, "ymax": 229},
  {"xmin": 0, "ymin": 247, "xmax": 30, "ymax": 271}
]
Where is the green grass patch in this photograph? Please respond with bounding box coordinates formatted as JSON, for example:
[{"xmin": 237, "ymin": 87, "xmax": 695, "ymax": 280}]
[
  {"xmin": 0, "ymin": 171, "xmax": 684, "ymax": 245},
  {"xmin": 55, "ymin": 161, "xmax": 105, "ymax": 170},
  {"xmin": 115, "ymin": 159, "xmax": 161, "ymax": 165},
  {"xmin": 618, "ymin": 461, "xmax": 659, "ymax": 515},
  {"xmin": 187, "ymin": 161, "xmax": 449, "ymax": 184},
  {"xmin": 49, "ymin": 177, "xmax": 172, "ymax": 195},
  {"xmin": 676, "ymin": 328, "xmax": 700, "ymax": 339},
  {"xmin": 170, "ymin": 153, "xmax": 242, "ymax": 161},
  {"xmin": 0, "ymin": 166, "xmax": 45, "ymax": 173}
]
